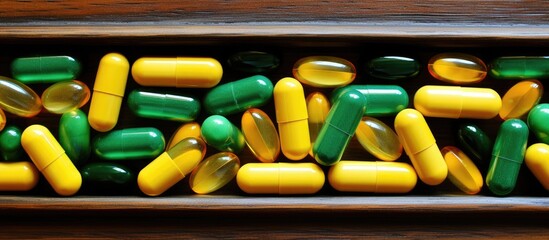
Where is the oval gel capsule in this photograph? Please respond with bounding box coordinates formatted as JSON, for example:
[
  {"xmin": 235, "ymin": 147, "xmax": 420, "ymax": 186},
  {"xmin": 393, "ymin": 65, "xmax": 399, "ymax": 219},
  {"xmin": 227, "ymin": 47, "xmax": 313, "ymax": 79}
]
[
  {"xmin": 166, "ymin": 122, "xmax": 202, "ymax": 150},
  {"xmin": 81, "ymin": 162, "xmax": 134, "ymax": 189},
  {"xmin": 0, "ymin": 108, "xmax": 6, "ymax": 131},
  {"xmin": 428, "ymin": 53, "xmax": 487, "ymax": 84},
  {"xmin": 457, "ymin": 123, "xmax": 493, "ymax": 166},
  {"xmin": 93, "ymin": 127, "xmax": 165, "ymax": 160},
  {"xmin": 0, "ymin": 162, "xmax": 39, "ymax": 191},
  {"xmin": 306, "ymin": 92, "xmax": 330, "ymax": 157},
  {"xmin": 201, "ymin": 115, "xmax": 245, "ymax": 153},
  {"xmin": 441, "ymin": 146, "xmax": 483, "ymax": 194},
  {"xmin": 293, "ymin": 56, "xmax": 356, "ymax": 88},
  {"xmin": 11, "ymin": 55, "xmax": 81, "ymax": 84},
  {"xmin": 500, "ymin": 80, "xmax": 543, "ymax": 120},
  {"xmin": 59, "ymin": 109, "xmax": 90, "ymax": 166},
  {"xmin": 0, "ymin": 76, "xmax": 42, "ymax": 118},
  {"xmin": 237, "ymin": 163, "xmax": 325, "ymax": 194},
  {"xmin": 356, "ymin": 117, "xmax": 402, "ymax": 161},
  {"xmin": 42, "ymin": 80, "xmax": 90, "ymax": 114},
  {"xmin": 227, "ymin": 51, "xmax": 280, "ymax": 73},
  {"xmin": 490, "ymin": 56, "xmax": 549, "ymax": 79},
  {"xmin": 0, "ymin": 125, "xmax": 22, "ymax": 162},
  {"xmin": 367, "ymin": 56, "xmax": 420, "ymax": 80},
  {"xmin": 528, "ymin": 103, "xmax": 549, "ymax": 144},
  {"xmin": 128, "ymin": 89, "xmax": 200, "ymax": 122},
  {"xmin": 241, "ymin": 108, "xmax": 280, "ymax": 163},
  {"xmin": 331, "ymin": 85, "xmax": 408, "ymax": 116},
  {"xmin": 189, "ymin": 152, "xmax": 240, "ymax": 194},
  {"xmin": 525, "ymin": 143, "xmax": 549, "ymax": 191}
]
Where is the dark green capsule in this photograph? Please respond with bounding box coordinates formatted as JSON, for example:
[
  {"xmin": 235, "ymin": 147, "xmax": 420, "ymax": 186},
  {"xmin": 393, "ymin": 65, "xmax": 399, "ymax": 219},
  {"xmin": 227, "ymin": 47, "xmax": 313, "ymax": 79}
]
[
  {"xmin": 489, "ymin": 56, "xmax": 549, "ymax": 79},
  {"xmin": 0, "ymin": 125, "xmax": 22, "ymax": 161},
  {"xmin": 227, "ymin": 51, "xmax": 280, "ymax": 73},
  {"xmin": 11, "ymin": 56, "xmax": 81, "ymax": 84},
  {"xmin": 527, "ymin": 103, "xmax": 549, "ymax": 144},
  {"xmin": 128, "ymin": 89, "xmax": 200, "ymax": 122},
  {"xmin": 367, "ymin": 56, "xmax": 420, "ymax": 80},
  {"xmin": 331, "ymin": 85, "xmax": 408, "ymax": 116},
  {"xmin": 81, "ymin": 162, "xmax": 134, "ymax": 186},
  {"xmin": 201, "ymin": 115, "xmax": 245, "ymax": 153},
  {"xmin": 59, "ymin": 109, "xmax": 90, "ymax": 166},
  {"xmin": 93, "ymin": 127, "xmax": 165, "ymax": 160},
  {"xmin": 457, "ymin": 123, "xmax": 492, "ymax": 166}
]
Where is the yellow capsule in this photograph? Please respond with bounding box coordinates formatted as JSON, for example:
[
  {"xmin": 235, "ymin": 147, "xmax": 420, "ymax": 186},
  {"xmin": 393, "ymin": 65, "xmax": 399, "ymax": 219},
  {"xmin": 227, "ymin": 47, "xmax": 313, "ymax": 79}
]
[
  {"xmin": 21, "ymin": 125, "xmax": 82, "ymax": 196},
  {"xmin": 241, "ymin": 108, "xmax": 280, "ymax": 163},
  {"xmin": 88, "ymin": 53, "xmax": 129, "ymax": 132},
  {"xmin": 41, "ymin": 80, "xmax": 91, "ymax": 114},
  {"xmin": 306, "ymin": 92, "xmax": 330, "ymax": 157},
  {"xmin": 328, "ymin": 161, "xmax": 417, "ymax": 193},
  {"xmin": 189, "ymin": 152, "xmax": 240, "ymax": 194},
  {"xmin": 525, "ymin": 143, "xmax": 549, "ymax": 191},
  {"xmin": 166, "ymin": 122, "xmax": 202, "ymax": 150},
  {"xmin": 0, "ymin": 162, "xmax": 39, "ymax": 191},
  {"xmin": 356, "ymin": 117, "xmax": 402, "ymax": 161},
  {"xmin": 441, "ymin": 146, "xmax": 483, "ymax": 194},
  {"xmin": 394, "ymin": 109, "xmax": 448, "ymax": 185},
  {"xmin": 132, "ymin": 57, "xmax": 223, "ymax": 88},
  {"xmin": 0, "ymin": 108, "xmax": 5, "ymax": 131},
  {"xmin": 273, "ymin": 77, "xmax": 310, "ymax": 160},
  {"xmin": 237, "ymin": 162, "xmax": 325, "ymax": 194},
  {"xmin": 500, "ymin": 80, "xmax": 543, "ymax": 120},
  {"xmin": 0, "ymin": 76, "xmax": 42, "ymax": 118},
  {"xmin": 414, "ymin": 85, "xmax": 502, "ymax": 119},
  {"xmin": 293, "ymin": 56, "xmax": 356, "ymax": 88},
  {"xmin": 428, "ymin": 53, "xmax": 487, "ymax": 84}
]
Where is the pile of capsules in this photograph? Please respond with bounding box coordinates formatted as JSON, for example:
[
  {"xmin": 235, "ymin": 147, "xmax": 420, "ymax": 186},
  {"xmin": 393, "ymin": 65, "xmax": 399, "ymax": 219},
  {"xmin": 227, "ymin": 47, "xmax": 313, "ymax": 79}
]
[{"xmin": 1, "ymin": 51, "xmax": 549, "ymax": 197}]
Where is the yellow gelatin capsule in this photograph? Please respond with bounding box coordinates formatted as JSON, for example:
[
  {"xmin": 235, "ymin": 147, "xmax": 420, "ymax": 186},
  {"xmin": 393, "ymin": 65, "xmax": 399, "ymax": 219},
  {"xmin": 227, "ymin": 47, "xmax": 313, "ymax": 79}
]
[
  {"xmin": 21, "ymin": 125, "xmax": 82, "ymax": 196},
  {"xmin": 41, "ymin": 80, "xmax": 91, "ymax": 114},
  {"xmin": 241, "ymin": 108, "xmax": 280, "ymax": 163},
  {"xmin": 356, "ymin": 117, "xmax": 402, "ymax": 161},
  {"xmin": 394, "ymin": 109, "xmax": 448, "ymax": 185},
  {"xmin": 306, "ymin": 92, "xmax": 330, "ymax": 157},
  {"xmin": 189, "ymin": 152, "xmax": 240, "ymax": 194},
  {"xmin": 132, "ymin": 57, "xmax": 223, "ymax": 88},
  {"xmin": 441, "ymin": 146, "xmax": 483, "ymax": 194},
  {"xmin": 328, "ymin": 161, "xmax": 417, "ymax": 193},
  {"xmin": 525, "ymin": 143, "xmax": 549, "ymax": 191},
  {"xmin": 88, "ymin": 53, "xmax": 129, "ymax": 132},
  {"xmin": 0, "ymin": 76, "xmax": 42, "ymax": 118},
  {"xmin": 428, "ymin": 53, "xmax": 487, "ymax": 84},
  {"xmin": 0, "ymin": 108, "xmax": 5, "ymax": 131},
  {"xmin": 273, "ymin": 77, "xmax": 310, "ymax": 160},
  {"xmin": 0, "ymin": 162, "xmax": 39, "ymax": 191},
  {"xmin": 293, "ymin": 56, "xmax": 356, "ymax": 88},
  {"xmin": 237, "ymin": 163, "xmax": 325, "ymax": 194},
  {"xmin": 414, "ymin": 85, "xmax": 502, "ymax": 119},
  {"xmin": 500, "ymin": 80, "xmax": 543, "ymax": 120},
  {"xmin": 166, "ymin": 122, "xmax": 202, "ymax": 150}
]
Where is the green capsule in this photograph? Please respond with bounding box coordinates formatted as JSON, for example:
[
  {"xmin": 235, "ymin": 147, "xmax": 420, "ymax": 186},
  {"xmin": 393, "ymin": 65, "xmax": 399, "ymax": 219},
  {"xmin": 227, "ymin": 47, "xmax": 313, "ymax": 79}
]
[
  {"xmin": 93, "ymin": 127, "xmax": 165, "ymax": 160},
  {"xmin": 204, "ymin": 75, "xmax": 273, "ymax": 116},
  {"xmin": 457, "ymin": 123, "xmax": 493, "ymax": 167},
  {"xmin": 59, "ymin": 109, "xmax": 90, "ymax": 166},
  {"xmin": 331, "ymin": 85, "xmax": 408, "ymax": 116},
  {"xmin": 227, "ymin": 51, "xmax": 280, "ymax": 73},
  {"xmin": 486, "ymin": 119, "xmax": 529, "ymax": 196},
  {"xmin": 201, "ymin": 115, "xmax": 245, "ymax": 153},
  {"xmin": 0, "ymin": 125, "xmax": 22, "ymax": 162},
  {"xmin": 367, "ymin": 56, "xmax": 420, "ymax": 80},
  {"xmin": 189, "ymin": 152, "xmax": 241, "ymax": 194},
  {"xmin": 527, "ymin": 103, "xmax": 549, "ymax": 144},
  {"xmin": 128, "ymin": 89, "xmax": 200, "ymax": 122},
  {"xmin": 489, "ymin": 56, "xmax": 549, "ymax": 79},
  {"xmin": 81, "ymin": 162, "xmax": 134, "ymax": 189},
  {"xmin": 313, "ymin": 89, "xmax": 366, "ymax": 166},
  {"xmin": 11, "ymin": 56, "xmax": 81, "ymax": 84}
]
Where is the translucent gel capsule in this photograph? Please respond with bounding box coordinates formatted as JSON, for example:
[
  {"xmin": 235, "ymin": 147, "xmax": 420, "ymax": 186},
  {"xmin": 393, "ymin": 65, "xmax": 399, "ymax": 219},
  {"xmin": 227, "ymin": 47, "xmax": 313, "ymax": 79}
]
[
  {"xmin": 293, "ymin": 56, "xmax": 356, "ymax": 88},
  {"xmin": 41, "ymin": 80, "xmax": 90, "ymax": 114},
  {"xmin": 490, "ymin": 56, "xmax": 549, "ymax": 79},
  {"xmin": 201, "ymin": 115, "xmax": 245, "ymax": 153},
  {"xmin": 59, "ymin": 109, "xmax": 90, "ymax": 166},
  {"xmin": 499, "ymin": 80, "xmax": 543, "ymax": 120},
  {"xmin": 128, "ymin": 89, "xmax": 200, "ymax": 122},
  {"xmin": 0, "ymin": 125, "xmax": 22, "ymax": 162},
  {"xmin": 138, "ymin": 137, "xmax": 207, "ymax": 196},
  {"xmin": 227, "ymin": 51, "xmax": 280, "ymax": 73},
  {"xmin": 0, "ymin": 76, "xmax": 42, "ymax": 118},
  {"xmin": 241, "ymin": 108, "xmax": 280, "ymax": 163},
  {"xmin": 189, "ymin": 152, "xmax": 240, "ymax": 194},
  {"xmin": 428, "ymin": 53, "xmax": 487, "ymax": 84},
  {"xmin": 528, "ymin": 103, "xmax": 549, "ymax": 144},
  {"xmin": 166, "ymin": 122, "xmax": 202, "ymax": 150},
  {"xmin": 441, "ymin": 146, "xmax": 483, "ymax": 194},
  {"xmin": 367, "ymin": 56, "xmax": 420, "ymax": 80},
  {"xmin": 81, "ymin": 162, "xmax": 134, "ymax": 189},
  {"xmin": 331, "ymin": 85, "xmax": 408, "ymax": 116},
  {"xmin": 356, "ymin": 117, "xmax": 402, "ymax": 161},
  {"xmin": 0, "ymin": 108, "xmax": 5, "ymax": 131},
  {"xmin": 93, "ymin": 127, "xmax": 165, "ymax": 160},
  {"xmin": 11, "ymin": 55, "xmax": 81, "ymax": 84},
  {"xmin": 457, "ymin": 123, "xmax": 493, "ymax": 166},
  {"xmin": 237, "ymin": 163, "xmax": 325, "ymax": 194},
  {"xmin": 306, "ymin": 92, "xmax": 330, "ymax": 157},
  {"xmin": 525, "ymin": 143, "xmax": 549, "ymax": 191},
  {"xmin": 0, "ymin": 162, "xmax": 39, "ymax": 191}
]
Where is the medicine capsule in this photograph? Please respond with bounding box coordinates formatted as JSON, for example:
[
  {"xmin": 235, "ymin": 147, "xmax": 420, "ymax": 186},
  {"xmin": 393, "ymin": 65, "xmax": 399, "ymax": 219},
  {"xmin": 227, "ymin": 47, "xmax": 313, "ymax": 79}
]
[
  {"xmin": 0, "ymin": 162, "xmax": 39, "ymax": 191},
  {"xmin": 356, "ymin": 117, "xmax": 402, "ymax": 161},
  {"xmin": 273, "ymin": 77, "xmax": 310, "ymax": 160},
  {"xmin": 237, "ymin": 163, "xmax": 325, "ymax": 194},
  {"xmin": 331, "ymin": 85, "xmax": 408, "ymax": 116},
  {"xmin": 441, "ymin": 146, "xmax": 483, "ymax": 194},
  {"xmin": 88, "ymin": 53, "xmax": 129, "ymax": 132},
  {"xmin": 241, "ymin": 108, "xmax": 280, "ymax": 163},
  {"xmin": 189, "ymin": 152, "xmax": 240, "ymax": 194},
  {"xmin": 0, "ymin": 108, "xmax": 5, "ymax": 131},
  {"xmin": 81, "ymin": 162, "xmax": 134, "ymax": 189},
  {"xmin": 227, "ymin": 51, "xmax": 280, "ymax": 73},
  {"xmin": 204, "ymin": 75, "xmax": 273, "ymax": 115},
  {"xmin": 313, "ymin": 89, "xmax": 366, "ymax": 166},
  {"xmin": 93, "ymin": 127, "xmax": 165, "ymax": 160},
  {"xmin": 132, "ymin": 57, "xmax": 223, "ymax": 88},
  {"xmin": 0, "ymin": 76, "xmax": 42, "ymax": 118},
  {"xmin": 414, "ymin": 85, "xmax": 502, "ymax": 119},
  {"xmin": 367, "ymin": 56, "xmax": 420, "ymax": 80},
  {"xmin": 490, "ymin": 56, "xmax": 549, "ymax": 79},
  {"xmin": 138, "ymin": 137, "xmax": 207, "ymax": 196},
  {"xmin": 500, "ymin": 80, "xmax": 543, "ymax": 120},
  {"xmin": 528, "ymin": 103, "xmax": 549, "ymax": 144},
  {"xmin": 457, "ymin": 123, "xmax": 493, "ymax": 166},
  {"xmin": 394, "ymin": 109, "xmax": 448, "ymax": 186},
  {"xmin": 306, "ymin": 92, "xmax": 330, "ymax": 157},
  {"xmin": 41, "ymin": 80, "xmax": 90, "ymax": 114},
  {"xmin": 328, "ymin": 161, "xmax": 417, "ymax": 193},
  {"xmin": 11, "ymin": 55, "xmax": 81, "ymax": 84},
  {"xmin": 201, "ymin": 115, "xmax": 245, "ymax": 153},
  {"xmin": 428, "ymin": 53, "xmax": 487, "ymax": 84},
  {"xmin": 524, "ymin": 143, "xmax": 549, "ymax": 191},
  {"xmin": 166, "ymin": 122, "xmax": 202, "ymax": 150},
  {"xmin": 59, "ymin": 109, "xmax": 90, "ymax": 166},
  {"xmin": 293, "ymin": 56, "xmax": 356, "ymax": 88},
  {"xmin": 486, "ymin": 119, "xmax": 529, "ymax": 196},
  {"xmin": 0, "ymin": 126, "xmax": 22, "ymax": 162},
  {"xmin": 21, "ymin": 125, "xmax": 82, "ymax": 196},
  {"xmin": 128, "ymin": 89, "xmax": 200, "ymax": 122}
]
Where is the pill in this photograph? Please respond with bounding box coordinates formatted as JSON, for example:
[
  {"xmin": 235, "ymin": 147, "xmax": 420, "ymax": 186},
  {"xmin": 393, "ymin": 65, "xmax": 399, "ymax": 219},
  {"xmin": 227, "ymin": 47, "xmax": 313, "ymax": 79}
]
[
  {"xmin": 227, "ymin": 51, "xmax": 280, "ymax": 73},
  {"xmin": 490, "ymin": 56, "xmax": 549, "ymax": 79},
  {"xmin": 0, "ymin": 161, "xmax": 39, "ymax": 191},
  {"xmin": 525, "ymin": 143, "xmax": 549, "ymax": 191},
  {"xmin": 457, "ymin": 123, "xmax": 493, "ymax": 167},
  {"xmin": 367, "ymin": 56, "xmax": 420, "ymax": 80},
  {"xmin": 273, "ymin": 77, "xmax": 310, "ymax": 160},
  {"xmin": 127, "ymin": 89, "xmax": 200, "ymax": 122},
  {"xmin": 21, "ymin": 125, "xmax": 82, "ymax": 196},
  {"xmin": 0, "ymin": 108, "xmax": 5, "ymax": 131},
  {"xmin": 499, "ymin": 80, "xmax": 543, "ymax": 120},
  {"xmin": 441, "ymin": 146, "xmax": 483, "ymax": 194},
  {"xmin": 241, "ymin": 108, "xmax": 280, "ymax": 163},
  {"xmin": 88, "ymin": 53, "xmax": 129, "ymax": 132},
  {"xmin": 81, "ymin": 162, "xmax": 134, "ymax": 188},
  {"xmin": 132, "ymin": 57, "xmax": 223, "ymax": 88},
  {"xmin": 59, "ymin": 109, "xmax": 90, "ymax": 166},
  {"xmin": 292, "ymin": 56, "xmax": 356, "ymax": 88},
  {"xmin": 41, "ymin": 80, "xmax": 90, "ymax": 114},
  {"xmin": 356, "ymin": 117, "xmax": 402, "ymax": 161},
  {"xmin": 306, "ymin": 92, "xmax": 330, "ymax": 157},
  {"xmin": 394, "ymin": 109, "xmax": 448, "ymax": 185},
  {"xmin": 528, "ymin": 103, "xmax": 549, "ymax": 144},
  {"xmin": 427, "ymin": 53, "xmax": 487, "ymax": 84},
  {"xmin": 414, "ymin": 85, "xmax": 501, "ymax": 119},
  {"xmin": 328, "ymin": 161, "xmax": 417, "ymax": 193},
  {"xmin": 313, "ymin": 89, "xmax": 366, "ymax": 166},
  {"xmin": 201, "ymin": 115, "xmax": 245, "ymax": 153},
  {"xmin": 0, "ymin": 76, "xmax": 42, "ymax": 118},
  {"xmin": 331, "ymin": 85, "xmax": 408, "ymax": 116},
  {"xmin": 93, "ymin": 127, "xmax": 165, "ymax": 160},
  {"xmin": 11, "ymin": 55, "xmax": 81, "ymax": 84},
  {"xmin": 166, "ymin": 122, "xmax": 202, "ymax": 150},
  {"xmin": 138, "ymin": 137, "xmax": 206, "ymax": 196},
  {"xmin": 189, "ymin": 152, "xmax": 240, "ymax": 194},
  {"xmin": 0, "ymin": 125, "xmax": 22, "ymax": 162},
  {"xmin": 237, "ymin": 163, "xmax": 325, "ymax": 194},
  {"xmin": 486, "ymin": 119, "xmax": 529, "ymax": 196},
  {"xmin": 204, "ymin": 75, "xmax": 273, "ymax": 116}
]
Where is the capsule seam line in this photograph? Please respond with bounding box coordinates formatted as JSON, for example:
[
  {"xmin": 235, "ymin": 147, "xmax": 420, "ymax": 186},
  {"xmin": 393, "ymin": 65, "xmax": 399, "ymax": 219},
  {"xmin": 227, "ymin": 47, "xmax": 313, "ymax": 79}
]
[
  {"xmin": 231, "ymin": 84, "xmax": 241, "ymax": 110},
  {"xmin": 94, "ymin": 88, "xmax": 123, "ymax": 98},
  {"xmin": 39, "ymin": 152, "xmax": 65, "ymax": 172},
  {"xmin": 328, "ymin": 122, "xmax": 352, "ymax": 136},
  {"xmin": 492, "ymin": 155, "xmax": 524, "ymax": 164}
]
